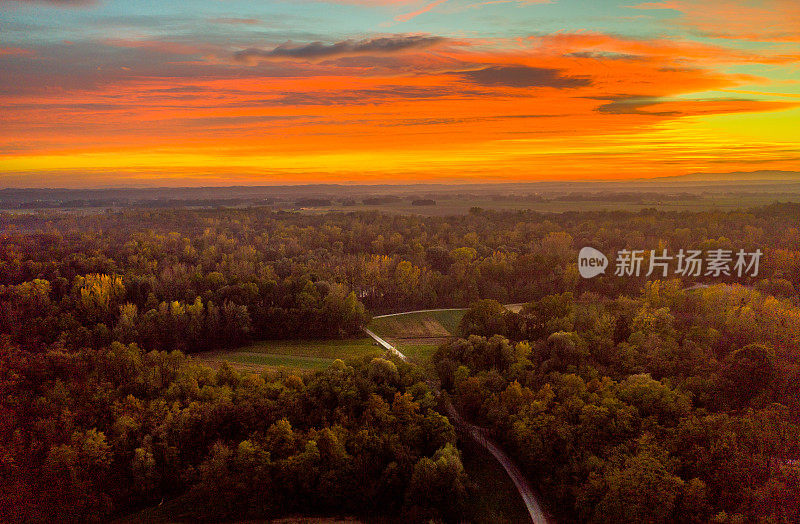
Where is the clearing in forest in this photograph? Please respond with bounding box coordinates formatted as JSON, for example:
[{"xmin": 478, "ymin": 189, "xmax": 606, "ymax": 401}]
[
  {"xmin": 368, "ymin": 309, "xmax": 467, "ymax": 361},
  {"xmin": 194, "ymin": 338, "xmax": 383, "ymax": 372}
]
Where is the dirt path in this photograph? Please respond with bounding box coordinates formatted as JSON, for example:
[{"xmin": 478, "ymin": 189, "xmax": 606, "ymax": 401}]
[
  {"xmin": 363, "ymin": 314, "xmax": 551, "ymax": 524},
  {"xmin": 444, "ymin": 400, "xmax": 549, "ymax": 524},
  {"xmin": 362, "ymin": 327, "xmax": 407, "ymax": 361}
]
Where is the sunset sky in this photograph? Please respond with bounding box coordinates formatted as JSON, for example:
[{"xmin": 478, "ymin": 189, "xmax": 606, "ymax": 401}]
[{"xmin": 1, "ymin": 0, "xmax": 799, "ymax": 187}]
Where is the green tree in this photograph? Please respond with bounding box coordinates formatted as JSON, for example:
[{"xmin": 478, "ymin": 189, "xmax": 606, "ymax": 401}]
[{"xmin": 721, "ymin": 343, "xmax": 776, "ymax": 406}]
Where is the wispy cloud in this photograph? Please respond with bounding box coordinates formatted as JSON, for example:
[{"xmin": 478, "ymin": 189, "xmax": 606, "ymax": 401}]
[
  {"xmin": 395, "ymin": 0, "xmax": 450, "ymax": 23},
  {"xmin": 596, "ymin": 95, "xmax": 795, "ymax": 117},
  {"xmin": 461, "ymin": 0, "xmax": 551, "ymax": 9},
  {"xmin": 455, "ymin": 65, "xmax": 591, "ymax": 88},
  {"xmin": 209, "ymin": 18, "xmax": 261, "ymax": 25},
  {"xmin": 0, "ymin": 47, "xmax": 33, "ymax": 56},
  {"xmin": 234, "ymin": 35, "xmax": 447, "ymax": 63},
  {"xmin": 629, "ymin": 0, "xmax": 800, "ymax": 42}
]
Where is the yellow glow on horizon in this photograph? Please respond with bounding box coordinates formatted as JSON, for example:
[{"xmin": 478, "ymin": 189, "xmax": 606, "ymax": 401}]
[{"xmin": 3, "ymin": 105, "xmax": 798, "ymax": 185}]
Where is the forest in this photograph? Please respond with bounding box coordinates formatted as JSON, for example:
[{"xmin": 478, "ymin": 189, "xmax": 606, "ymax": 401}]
[
  {"xmin": 1, "ymin": 203, "xmax": 799, "ymax": 522},
  {"xmin": 438, "ymin": 284, "xmax": 799, "ymax": 522}
]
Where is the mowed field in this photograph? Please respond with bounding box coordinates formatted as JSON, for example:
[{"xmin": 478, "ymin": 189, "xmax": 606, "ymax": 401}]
[
  {"xmin": 368, "ymin": 309, "xmax": 466, "ymax": 363},
  {"xmin": 194, "ymin": 309, "xmax": 466, "ymax": 373},
  {"xmin": 194, "ymin": 338, "xmax": 383, "ymax": 373}
]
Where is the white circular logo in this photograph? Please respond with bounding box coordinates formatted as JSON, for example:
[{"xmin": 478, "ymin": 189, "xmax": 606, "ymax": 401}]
[{"xmin": 578, "ymin": 247, "xmax": 608, "ymax": 278}]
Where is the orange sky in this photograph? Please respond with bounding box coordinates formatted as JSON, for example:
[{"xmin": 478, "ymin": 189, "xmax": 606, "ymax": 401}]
[{"xmin": 1, "ymin": 0, "xmax": 799, "ymax": 186}]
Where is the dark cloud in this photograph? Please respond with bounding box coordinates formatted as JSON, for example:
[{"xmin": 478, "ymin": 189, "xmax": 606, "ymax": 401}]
[
  {"xmin": 234, "ymin": 35, "xmax": 446, "ymax": 62},
  {"xmin": 595, "ymin": 95, "xmax": 680, "ymax": 116},
  {"xmin": 595, "ymin": 94, "xmax": 776, "ymax": 118},
  {"xmin": 455, "ymin": 65, "xmax": 591, "ymax": 88},
  {"xmin": 377, "ymin": 113, "xmax": 565, "ymax": 127},
  {"xmin": 210, "ymin": 17, "xmax": 260, "ymax": 25},
  {"xmin": 565, "ymin": 51, "xmax": 641, "ymax": 61},
  {"xmin": 178, "ymin": 114, "xmax": 308, "ymax": 128},
  {"xmin": 262, "ymin": 85, "xmax": 479, "ymax": 106}
]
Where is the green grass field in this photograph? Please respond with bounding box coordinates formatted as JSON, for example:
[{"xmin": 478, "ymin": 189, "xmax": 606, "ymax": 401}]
[
  {"xmin": 236, "ymin": 338, "xmax": 381, "ymax": 359},
  {"xmin": 223, "ymin": 353, "xmax": 334, "ymax": 370},
  {"xmin": 369, "ymin": 309, "xmax": 466, "ymax": 340},
  {"xmin": 195, "ymin": 338, "xmax": 383, "ymax": 372},
  {"xmin": 368, "ymin": 309, "xmax": 466, "ymax": 364}
]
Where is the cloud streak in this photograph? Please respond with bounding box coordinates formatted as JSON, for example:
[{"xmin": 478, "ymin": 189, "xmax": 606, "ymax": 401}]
[
  {"xmin": 234, "ymin": 35, "xmax": 447, "ymax": 63},
  {"xmin": 395, "ymin": 0, "xmax": 450, "ymax": 22},
  {"xmin": 630, "ymin": 0, "xmax": 800, "ymax": 42},
  {"xmin": 209, "ymin": 18, "xmax": 261, "ymax": 25},
  {"xmin": 455, "ymin": 65, "xmax": 591, "ymax": 88}
]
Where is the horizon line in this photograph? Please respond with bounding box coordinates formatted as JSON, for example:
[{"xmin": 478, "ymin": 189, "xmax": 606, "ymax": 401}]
[{"xmin": 3, "ymin": 170, "xmax": 800, "ymax": 191}]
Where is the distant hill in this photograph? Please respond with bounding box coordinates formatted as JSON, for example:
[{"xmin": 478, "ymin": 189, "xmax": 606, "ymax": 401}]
[
  {"xmin": 655, "ymin": 170, "xmax": 800, "ymax": 182},
  {"xmin": 2, "ymin": 171, "xmax": 799, "ymax": 211}
]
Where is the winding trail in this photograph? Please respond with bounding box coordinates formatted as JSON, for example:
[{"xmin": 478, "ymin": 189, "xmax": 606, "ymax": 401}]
[
  {"xmin": 363, "ymin": 310, "xmax": 551, "ymax": 524},
  {"xmin": 444, "ymin": 399, "xmax": 549, "ymax": 524}
]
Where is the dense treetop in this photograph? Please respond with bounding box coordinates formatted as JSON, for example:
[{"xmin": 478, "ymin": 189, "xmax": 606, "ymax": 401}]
[{"xmin": 1, "ymin": 204, "xmax": 798, "ymax": 522}]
